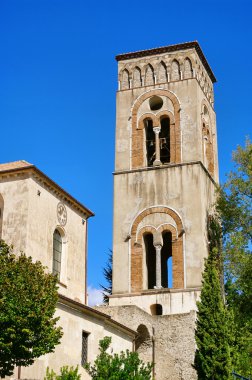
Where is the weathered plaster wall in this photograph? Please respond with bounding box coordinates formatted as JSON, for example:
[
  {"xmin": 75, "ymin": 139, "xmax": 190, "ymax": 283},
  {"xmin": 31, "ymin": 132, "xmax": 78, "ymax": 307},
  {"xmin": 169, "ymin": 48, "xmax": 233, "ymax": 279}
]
[
  {"xmin": 109, "ymin": 288, "xmax": 201, "ymax": 315},
  {"xmin": 112, "ymin": 163, "xmax": 216, "ymax": 295},
  {"xmin": 7, "ymin": 303, "xmax": 134, "ymax": 380},
  {"xmin": 0, "ymin": 174, "xmax": 29, "ymax": 252},
  {"xmin": 97, "ymin": 305, "xmax": 197, "ymax": 380},
  {"xmin": 0, "ymin": 174, "xmax": 87, "ymax": 303}
]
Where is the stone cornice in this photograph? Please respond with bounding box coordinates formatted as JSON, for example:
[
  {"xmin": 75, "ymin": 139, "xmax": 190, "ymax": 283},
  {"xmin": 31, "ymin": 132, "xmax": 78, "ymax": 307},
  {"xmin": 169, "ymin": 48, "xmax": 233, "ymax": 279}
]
[{"xmin": 116, "ymin": 41, "xmax": 216, "ymax": 83}]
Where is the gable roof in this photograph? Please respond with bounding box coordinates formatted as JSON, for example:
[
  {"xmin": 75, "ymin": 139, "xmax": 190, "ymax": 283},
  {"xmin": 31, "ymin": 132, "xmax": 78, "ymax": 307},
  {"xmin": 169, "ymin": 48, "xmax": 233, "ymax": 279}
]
[
  {"xmin": 0, "ymin": 160, "xmax": 33, "ymax": 171},
  {"xmin": 0, "ymin": 160, "xmax": 94, "ymax": 218}
]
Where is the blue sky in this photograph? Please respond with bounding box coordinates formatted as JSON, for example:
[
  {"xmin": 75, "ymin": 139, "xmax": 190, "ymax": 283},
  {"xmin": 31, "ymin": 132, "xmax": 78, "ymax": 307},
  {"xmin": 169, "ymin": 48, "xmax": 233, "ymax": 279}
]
[{"xmin": 1, "ymin": 0, "xmax": 251, "ymax": 301}]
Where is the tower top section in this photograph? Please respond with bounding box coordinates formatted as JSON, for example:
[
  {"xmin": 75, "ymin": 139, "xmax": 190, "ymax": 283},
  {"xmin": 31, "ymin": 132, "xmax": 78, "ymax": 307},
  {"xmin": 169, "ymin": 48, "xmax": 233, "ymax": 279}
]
[{"xmin": 116, "ymin": 41, "xmax": 216, "ymax": 83}]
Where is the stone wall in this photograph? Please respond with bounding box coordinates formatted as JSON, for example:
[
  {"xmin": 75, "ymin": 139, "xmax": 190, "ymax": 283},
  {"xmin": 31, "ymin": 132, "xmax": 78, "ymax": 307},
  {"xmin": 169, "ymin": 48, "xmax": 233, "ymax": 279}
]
[{"xmin": 97, "ymin": 305, "xmax": 197, "ymax": 380}]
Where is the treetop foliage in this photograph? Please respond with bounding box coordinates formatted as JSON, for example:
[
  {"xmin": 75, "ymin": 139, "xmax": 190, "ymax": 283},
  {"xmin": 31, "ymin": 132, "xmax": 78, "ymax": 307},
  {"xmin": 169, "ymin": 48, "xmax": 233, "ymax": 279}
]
[
  {"xmin": 44, "ymin": 365, "xmax": 81, "ymax": 380},
  {"xmin": 194, "ymin": 236, "xmax": 233, "ymax": 379},
  {"xmin": 100, "ymin": 250, "xmax": 112, "ymax": 303},
  {"xmin": 84, "ymin": 336, "xmax": 153, "ymax": 380},
  {"xmin": 0, "ymin": 240, "xmax": 62, "ymax": 377},
  {"xmin": 216, "ymin": 138, "xmax": 252, "ymax": 377}
]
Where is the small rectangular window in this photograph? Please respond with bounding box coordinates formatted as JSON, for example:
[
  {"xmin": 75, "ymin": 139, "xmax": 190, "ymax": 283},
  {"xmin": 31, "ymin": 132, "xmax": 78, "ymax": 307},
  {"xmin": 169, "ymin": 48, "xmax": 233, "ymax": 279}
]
[{"xmin": 81, "ymin": 331, "xmax": 89, "ymax": 365}]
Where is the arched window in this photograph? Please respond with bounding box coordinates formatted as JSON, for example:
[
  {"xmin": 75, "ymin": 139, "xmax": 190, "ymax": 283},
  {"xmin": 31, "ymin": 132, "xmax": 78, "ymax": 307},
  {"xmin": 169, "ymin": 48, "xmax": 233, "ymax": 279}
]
[
  {"xmin": 184, "ymin": 58, "xmax": 193, "ymax": 79},
  {"xmin": 160, "ymin": 116, "xmax": 170, "ymax": 164},
  {"xmin": 157, "ymin": 61, "xmax": 167, "ymax": 83},
  {"xmin": 145, "ymin": 64, "xmax": 154, "ymax": 86},
  {"xmin": 135, "ymin": 324, "xmax": 151, "ymax": 351},
  {"xmin": 133, "ymin": 67, "xmax": 142, "ymax": 87},
  {"xmin": 0, "ymin": 194, "xmax": 4, "ymax": 239},
  {"xmin": 150, "ymin": 303, "xmax": 163, "ymax": 315},
  {"xmin": 53, "ymin": 229, "xmax": 62, "ymax": 279},
  {"xmin": 145, "ymin": 119, "xmax": 156, "ymax": 167},
  {"xmin": 144, "ymin": 233, "xmax": 156, "ymax": 289},
  {"xmin": 121, "ymin": 69, "xmax": 130, "ymax": 90},
  {"xmin": 171, "ymin": 60, "xmax": 180, "ymax": 81},
  {"xmin": 161, "ymin": 231, "xmax": 172, "ymax": 288}
]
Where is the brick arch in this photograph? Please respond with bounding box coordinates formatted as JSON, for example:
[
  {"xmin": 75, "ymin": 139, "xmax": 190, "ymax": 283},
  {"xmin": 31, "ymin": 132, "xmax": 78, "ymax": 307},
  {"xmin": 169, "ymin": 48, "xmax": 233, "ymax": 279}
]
[
  {"xmin": 131, "ymin": 206, "xmax": 183, "ymax": 236},
  {"xmin": 138, "ymin": 113, "xmax": 159, "ymax": 130},
  {"xmin": 202, "ymin": 124, "xmax": 214, "ymax": 177},
  {"xmin": 157, "ymin": 223, "xmax": 177, "ymax": 240},
  {"xmin": 136, "ymin": 225, "xmax": 157, "ymax": 245},
  {"xmin": 156, "ymin": 110, "xmax": 175, "ymax": 124},
  {"xmin": 131, "ymin": 89, "xmax": 181, "ymax": 168},
  {"xmin": 130, "ymin": 206, "xmax": 184, "ymax": 292},
  {"xmin": 201, "ymin": 100, "xmax": 214, "ymax": 177}
]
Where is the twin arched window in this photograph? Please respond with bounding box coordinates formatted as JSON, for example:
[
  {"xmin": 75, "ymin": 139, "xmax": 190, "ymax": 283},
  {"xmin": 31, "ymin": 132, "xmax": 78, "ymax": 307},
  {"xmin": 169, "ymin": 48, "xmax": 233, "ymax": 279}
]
[
  {"xmin": 144, "ymin": 231, "xmax": 173, "ymax": 290},
  {"xmin": 145, "ymin": 116, "xmax": 170, "ymax": 167}
]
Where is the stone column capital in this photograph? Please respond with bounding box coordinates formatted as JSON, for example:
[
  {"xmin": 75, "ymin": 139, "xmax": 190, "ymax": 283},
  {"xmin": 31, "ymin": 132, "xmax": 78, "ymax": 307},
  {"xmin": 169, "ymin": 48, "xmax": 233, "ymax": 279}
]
[
  {"xmin": 154, "ymin": 243, "xmax": 162, "ymax": 250},
  {"xmin": 153, "ymin": 126, "xmax": 161, "ymax": 134}
]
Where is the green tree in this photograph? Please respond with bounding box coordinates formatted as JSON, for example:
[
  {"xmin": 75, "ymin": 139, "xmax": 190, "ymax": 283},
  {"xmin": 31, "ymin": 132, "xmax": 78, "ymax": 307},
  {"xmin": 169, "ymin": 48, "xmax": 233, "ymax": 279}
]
[
  {"xmin": 44, "ymin": 365, "xmax": 81, "ymax": 380},
  {"xmin": 100, "ymin": 250, "xmax": 112, "ymax": 303},
  {"xmin": 84, "ymin": 336, "xmax": 153, "ymax": 380},
  {"xmin": 216, "ymin": 138, "xmax": 252, "ymax": 376},
  {"xmin": 0, "ymin": 240, "xmax": 63, "ymax": 377},
  {"xmin": 194, "ymin": 241, "xmax": 233, "ymax": 380}
]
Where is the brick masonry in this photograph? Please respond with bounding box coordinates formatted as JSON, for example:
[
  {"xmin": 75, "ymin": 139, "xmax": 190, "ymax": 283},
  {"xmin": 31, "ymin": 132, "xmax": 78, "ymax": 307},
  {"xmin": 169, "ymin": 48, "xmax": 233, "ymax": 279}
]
[
  {"xmin": 130, "ymin": 206, "xmax": 184, "ymax": 292},
  {"xmin": 131, "ymin": 89, "xmax": 181, "ymax": 169}
]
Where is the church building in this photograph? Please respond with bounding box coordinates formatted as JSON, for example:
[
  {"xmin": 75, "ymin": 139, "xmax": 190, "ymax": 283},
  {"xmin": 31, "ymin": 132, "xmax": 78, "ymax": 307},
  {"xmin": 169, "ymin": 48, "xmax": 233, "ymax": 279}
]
[
  {"xmin": 0, "ymin": 160, "xmax": 135, "ymax": 379},
  {"xmin": 97, "ymin": 41, "xmax": 218, "ymax": 380},
  {"xmin": 0, "ymin": 41, "xmax": 218, "ymax": 380}
]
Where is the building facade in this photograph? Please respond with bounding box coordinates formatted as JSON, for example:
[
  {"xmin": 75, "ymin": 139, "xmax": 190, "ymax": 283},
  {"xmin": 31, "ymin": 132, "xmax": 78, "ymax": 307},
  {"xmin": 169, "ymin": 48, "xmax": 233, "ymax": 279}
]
[
  {"xmin": 0, "ymin": 40, "xmax": 219, "ymax": 380},
  {"xmin": 99, "ymin": 41, "xmax": 219, "ymax": 379},
  {"xmin": 0, "ymin": 161, "xmax": 135, "ymax": 380}
]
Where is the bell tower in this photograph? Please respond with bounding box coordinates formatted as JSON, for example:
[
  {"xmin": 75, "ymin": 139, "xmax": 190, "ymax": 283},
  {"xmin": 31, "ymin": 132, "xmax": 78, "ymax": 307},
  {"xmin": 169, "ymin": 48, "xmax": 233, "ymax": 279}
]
[{"xmin": 110, "ymin": 41, "xmax": 218, "ymax": 316}]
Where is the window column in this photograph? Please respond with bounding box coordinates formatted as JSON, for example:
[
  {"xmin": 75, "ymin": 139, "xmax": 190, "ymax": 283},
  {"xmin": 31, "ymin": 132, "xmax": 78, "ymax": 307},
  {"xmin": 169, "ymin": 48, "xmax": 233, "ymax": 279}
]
[
  {"xmin": 153, "ymin": 127, "xmax": 161, "ymax": 166},
  {"xmin": 154, "ymin": 243, "xmax": 162, "ymax": 289}
]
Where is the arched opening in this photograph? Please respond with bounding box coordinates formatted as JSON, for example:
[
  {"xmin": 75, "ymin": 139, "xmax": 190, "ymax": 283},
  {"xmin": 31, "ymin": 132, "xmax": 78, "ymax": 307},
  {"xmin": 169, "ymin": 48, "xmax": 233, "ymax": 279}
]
[
  {"xmin": 161, "ymin": 231, "xmax": 172, "ymax": 288},
  {"xmin": 135, "ymin": 324, "xmax": 151, "ymax": 352},
  {"xmin": 145, "ymin": 64, "xmax": 154, "ymax": 86},
  {"xmin": 121, "ymin": 69, "xmax": 130, "ymax": 90},
  {"xmin": 145, "ymin": 119, "xmax": 155, "ymax": 167},
  {"xmin": 53, "ymin": 229, "xmax": 62, "ymax": 279},
  {"xmin": 144, "ymin": 233, "xmax": 156, "ymax": 289},
  {"xmin": 0, "ymin": 194, "xmax": 4, "ymax": 239},
  {"xmin": 150, "ymin": 303, "xmax": 163, "ymax": 316},
  {"xmin": 184, "ymin": 58, "xmax": 193, "ymax": 79},
  {"xmin": 131, "ymin": 89, "xmax": 182, "ymax": 169},
  {"xmin": 149, "ymin": 96, "xmax": 163, "ymax": 111},
  {"xmin": 158, "ymin": 61, "xmax": 167, "ymax": 83},
  {"xmin": 171, "ymin": 60, "xmax": 180, "ymax": 81},
  {"xmin": 160, "ymin": 117, "xmax": 170, "ymax": 164},
  {"xmin": 133, "ymin": 67, "xmax": 142, "ymax": 87}
]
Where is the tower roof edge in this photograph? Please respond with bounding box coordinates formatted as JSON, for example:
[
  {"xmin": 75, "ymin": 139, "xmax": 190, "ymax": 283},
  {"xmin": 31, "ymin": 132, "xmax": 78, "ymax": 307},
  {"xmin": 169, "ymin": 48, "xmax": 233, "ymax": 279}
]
[{"xmin": 115, "ymin": 41, "xmax": 216, "ymax": 83}]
